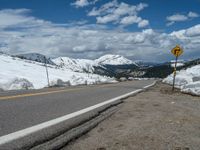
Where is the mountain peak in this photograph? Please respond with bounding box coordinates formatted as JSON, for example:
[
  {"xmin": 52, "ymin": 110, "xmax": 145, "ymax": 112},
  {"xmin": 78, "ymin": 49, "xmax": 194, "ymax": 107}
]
[
  {"xmin": 95, "ymin": 54, "xmax": 137, "ymax": 65},
  {"xmin": 15, "ymin": 53, "xmax": 55, "ymax": 65}
]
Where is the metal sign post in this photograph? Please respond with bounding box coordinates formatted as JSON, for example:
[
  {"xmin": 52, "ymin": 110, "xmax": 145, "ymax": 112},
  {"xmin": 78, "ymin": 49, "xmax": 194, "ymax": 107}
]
[
  {"xmin": 44, "ymin": 56, "xmax": 50, "ymax": 87},
  {"xmin": 171, "ymin": 45, "xmax": 183, "ymax": 91},
  {"xmin": 172, "ymin": 56, "xmax": 178, "ymax": 91}
]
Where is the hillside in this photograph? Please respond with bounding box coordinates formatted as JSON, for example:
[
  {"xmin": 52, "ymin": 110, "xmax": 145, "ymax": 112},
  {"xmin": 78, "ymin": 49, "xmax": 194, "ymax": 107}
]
[
  {"xmin": 15, "ymin": 53, "xmax": 56, "ymax": 65},
  {"xmin": 52, "ymin": 54, "xmax": 139, "ymax": 78},
  {"xmin": 0, "ymin": 54, "xmax": 115, "ymax": 91},
  {"xmin": 10, "ymin": 52, "xmax": 200, "ymax": 80},
  {"xmin": 52, "ymin": 57, "xmax": 97, "ymax": 73}
]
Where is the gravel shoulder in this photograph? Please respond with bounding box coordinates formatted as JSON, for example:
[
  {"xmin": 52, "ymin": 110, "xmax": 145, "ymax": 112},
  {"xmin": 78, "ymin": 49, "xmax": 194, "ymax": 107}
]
[{"xmin": 63, "ymin": 82, "xmax": 200, "ymax": 150}]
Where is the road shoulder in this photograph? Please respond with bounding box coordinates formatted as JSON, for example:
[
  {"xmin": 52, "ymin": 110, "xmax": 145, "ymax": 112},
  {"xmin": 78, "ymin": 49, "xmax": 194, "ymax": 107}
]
[{"xmin": 64, "ymin": 82, "xmax": 200, "ymax": 150}]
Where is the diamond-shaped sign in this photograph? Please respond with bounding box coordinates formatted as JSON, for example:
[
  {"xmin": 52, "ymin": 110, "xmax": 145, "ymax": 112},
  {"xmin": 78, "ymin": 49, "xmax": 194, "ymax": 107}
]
[{"xmin": 171, "ymin": 45, "xmax": 183, "ymax": 57}]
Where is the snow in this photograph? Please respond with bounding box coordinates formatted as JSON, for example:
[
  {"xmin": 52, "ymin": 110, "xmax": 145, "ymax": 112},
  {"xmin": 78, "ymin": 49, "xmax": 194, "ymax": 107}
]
[
  {"xmin": 170, "ymin": 62, "xmax": 185, "ymax": 67},
  {"xmin": 170, "ymin": 60, "xmax": 185, "ymax": 68},
  {"xmin": 2, "ymin": 78, "xmax": 34, "ymax": 90},
  {"xmin": 52, "ymin": 57, "xmax": 97, "ymax": 73},
  {"xmin": 95, "ymin": 54, "xmax": 137, "ymax": 65},
  {"xmin": 15, "ymin": 53, "xmax": 55, "ymax": 65},
  {"xmin": 163, "ymin": 64, "xmax": 200, "ymax": 96},
  {"xmin": 0, "ymin": 54, "xmax": 116, "ymax": 91},
  {"xmin": 52, "ymin": 54, "xmax": 138, "ymax": 73}
]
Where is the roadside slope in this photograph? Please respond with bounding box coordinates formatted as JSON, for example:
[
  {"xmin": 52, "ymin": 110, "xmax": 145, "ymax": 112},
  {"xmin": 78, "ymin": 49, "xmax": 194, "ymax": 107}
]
[{"xmin": 64, "ymin": 82, "xmax": 200, "ymax": 150}]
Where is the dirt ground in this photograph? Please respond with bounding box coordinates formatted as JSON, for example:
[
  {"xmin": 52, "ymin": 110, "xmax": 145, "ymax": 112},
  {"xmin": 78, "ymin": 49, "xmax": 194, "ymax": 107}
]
[{"xmin": 63, "ymin": 82, "xmax": 200, "ymax": 150}]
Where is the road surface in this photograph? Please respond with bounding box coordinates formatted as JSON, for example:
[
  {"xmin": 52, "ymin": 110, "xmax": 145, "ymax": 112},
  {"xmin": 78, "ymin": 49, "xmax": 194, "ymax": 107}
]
[{"xmin": 0, "ymin": 80, "xmax": 154, "ymax": 138}]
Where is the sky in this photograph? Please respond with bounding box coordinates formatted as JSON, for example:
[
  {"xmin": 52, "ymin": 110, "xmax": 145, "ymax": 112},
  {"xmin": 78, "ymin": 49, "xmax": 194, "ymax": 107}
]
[{"xmin": 0, "ymin": 0, "xmax": 200, "ymax": 62}]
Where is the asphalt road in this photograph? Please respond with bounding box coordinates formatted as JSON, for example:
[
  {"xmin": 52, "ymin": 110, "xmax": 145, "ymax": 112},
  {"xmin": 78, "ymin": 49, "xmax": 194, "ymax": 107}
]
[{"xmin": 0, "ymin": 80, "xmax": 154, "ymax": 137}]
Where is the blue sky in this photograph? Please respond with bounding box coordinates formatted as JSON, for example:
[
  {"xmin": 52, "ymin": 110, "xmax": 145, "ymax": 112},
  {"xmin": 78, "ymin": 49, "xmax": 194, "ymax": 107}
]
[
  {"xmin": 1, "ymin": 0, "xmax": 199, "ymax": 32},
  {"xmin": 0, "ymin": 0, "xmax": 200, "ymax": 61}
]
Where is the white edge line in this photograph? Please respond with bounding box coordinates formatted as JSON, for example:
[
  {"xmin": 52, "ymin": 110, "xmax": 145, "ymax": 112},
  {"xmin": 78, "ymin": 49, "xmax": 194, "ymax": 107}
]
[
  {"xmin": 143, "ymin": 81, "xmax": 156, "ymax": 89},
  {"xmin": 0, "ymin": 82, "xmax": 155, "ymax": 145}
]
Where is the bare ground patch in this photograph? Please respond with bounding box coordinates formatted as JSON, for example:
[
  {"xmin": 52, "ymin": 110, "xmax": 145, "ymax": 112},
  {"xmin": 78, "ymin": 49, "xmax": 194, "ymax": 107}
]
[{"xmin": 63, "ymin": 82, "xmax": 200, "ymax": 150}]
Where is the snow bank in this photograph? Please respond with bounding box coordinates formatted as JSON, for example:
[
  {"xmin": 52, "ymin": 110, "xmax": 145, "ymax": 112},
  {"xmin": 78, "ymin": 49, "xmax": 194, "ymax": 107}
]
[
  {"xmin": 163, "ymin": 64, "xmax": 200, "ymax": 96},
  {"xmin": 0, "ymin": 54, "xmax": 116, "ymax": 91},
  {"xmin": 1, "ymin": 78, "xmax": 34, "ymax": 90},
  {"xmin": 182, "ymin": 82, "xmax": 200, "ymax": 95}
]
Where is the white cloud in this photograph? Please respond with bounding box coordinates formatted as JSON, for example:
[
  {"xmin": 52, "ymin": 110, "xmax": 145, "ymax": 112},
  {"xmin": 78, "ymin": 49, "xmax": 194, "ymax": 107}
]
[
  {"xmin": 120, "ymin": 16, "xmax": 141, "ymax": 25},
  {"xmin": 166, "ymin": 21, "xmax": 175, "ymax": 27},
  {"xmin": 71, "ymin": 0, "xmax": 99, "ymax": 8},
  {"xmin": 0, "ymin": 9, "xmax": 31, "ymax": 27},
  {"xmin": 0, "ymin": 9, "xmax": 51, "ymax": 28},
  {"xmin": 1, "ymin": 9, "xmax": 200, "ymax": 62},
  {"xmin": 97, "ymin": 14, "xmax": 119, "ymax": 24},
  {"xmin": 73, "ymin": 45, "xmax": 87, "ymax": 52},
  {"xmin": 88, "ymin": 0, "xmax": 118, "ymax": 16},
  {"xmin": 167, "ymin": 14, "xmax": 188, "ymax": 22},
  {"xmin": 125, "ymin": 34, "xmax": 145, "ymax": 43},
  {"xmin": 188, "ymin": 11, "xmax": 199, "ymax": 18},
  {"xmin": 120, "ymin": 16, "xmax": 149, "ymax": 28},
  {"xmin": 114, "ymin": 2, "xmax": 138, "ymax": 16},
  {"xmin": 87, "ymin": 1, "xmax": 149, "ymax": 28},
  {"xmin": 71, "ymin": 0, "xmax": 89, "ymax": 8},
  {"xmin": 138, "ymin": 19, "xmax": 149, "ymax": 28},
  {"xmin": 185, "ymin": 24, "xmax": 200, "ymax": 36},
  {"xmin": 136, "ymin": 3, "xmax": 148, "ymax": 11},
  {"xmin": 166, "ymin": 11, "xmax": 199, "ymax": 26}
]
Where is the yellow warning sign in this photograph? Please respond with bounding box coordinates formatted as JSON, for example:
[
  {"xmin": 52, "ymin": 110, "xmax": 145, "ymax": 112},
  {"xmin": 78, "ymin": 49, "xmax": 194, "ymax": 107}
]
[{"xmin": 171, "ymin": 45, "xmax": 183, "ymax": 57}]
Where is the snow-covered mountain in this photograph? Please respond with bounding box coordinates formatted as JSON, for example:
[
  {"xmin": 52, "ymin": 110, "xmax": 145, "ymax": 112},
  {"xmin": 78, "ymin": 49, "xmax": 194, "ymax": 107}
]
[
  {"xmin": 9, "ymin": 53, "xmax": 140, "ymax": 79},
  {"xmin": 52, "ymin": 54, "xmax": 138, "ymax": 74},
  {"xmin": 15, "ymin": 53, "xmax": 56, "ymax": 65},
  {"xmin": 0, "ymin": 54, "xmax": 115, "ymax": 91},
  {"xmin": 14, "ymin": 53, "xmax": 138, "ymax": 74},
  {"xmin": 163, "ymin": 64, "xmax": 200, "ymax": 96},
  {"xmin": 135, "ymin": 60, "xmax": 161, "ymax": 68},
  {"xmin": 52, "ymin": 57, "xmax": 98, "ymax": 73},
  {"xmin": 95, "ymin": 54, "xmax": 137, "ymax": 65}
]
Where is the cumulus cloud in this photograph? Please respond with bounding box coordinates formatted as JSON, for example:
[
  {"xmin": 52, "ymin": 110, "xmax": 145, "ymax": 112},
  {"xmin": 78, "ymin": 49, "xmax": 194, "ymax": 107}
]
[
  {"xmin": 167, "ymin": 14, "xmax": 188, "ymax": 22},
  {"xmin": 97, "ymin": 14, "xmax": 119, "ymax": 24},
  {"xmin": 87, "ymin": 0, "xmax": 149, "ymax": 28},
  {"xmin": 166, "ymin": 11, "xmax": 199, "ymax": 26},
  {"xmin": 0, "ymin": 8, "xmax": 51, "ymax": 29},
  {"xmin": 0, "ymin": 9, "xmax": 200, "ymax": 62},
  {"xmin": 88, "ymin": 0, "xmax": 118, "ymax": 16},
  {"xmin": 188, "ymin": 11, "xmax": 199, "ymax": 18},
  {"xmin": 120, "ymin": 16, "xmax": 142, "ymax": 25},
  {"xmin": 71, "ymin": 0, "xmax": 99, "ymax": 8},
  {"xmin": 0, "ymin": 9, "xmax": 32, "ymax": 27},
  {"xmin": 138, "ymin": 19, "xmax": 149, "ymax": 28}
]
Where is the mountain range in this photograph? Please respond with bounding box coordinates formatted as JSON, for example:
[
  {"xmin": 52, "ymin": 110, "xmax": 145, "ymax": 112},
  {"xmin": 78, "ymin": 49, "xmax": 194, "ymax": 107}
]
[
  {"xmin": 14, "ymin": 53, "xmax": 139, "ymax": 75},
  {"xmin": 13, "ymin": 53, "xmax": 200, "ymax": 79}
]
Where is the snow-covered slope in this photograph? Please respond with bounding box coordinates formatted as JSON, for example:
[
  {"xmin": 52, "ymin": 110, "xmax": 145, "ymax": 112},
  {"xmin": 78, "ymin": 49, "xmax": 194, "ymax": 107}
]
[
  {"xmin": 53, "ymin": 54, "xmax": 137, "ymax": 73},
  {"xmin": 14, "ymin": 54, "xmax": 138, "ymax": 75},
  {"xmin": 0, "ymin": 54, "xmax": 116, "ymax": 91},
  {"xmin": 52, "ymin": 57, "xmax": 98, "ymax": 73},
  {"xmin": 170, "ymin": 63, "xmax": 185, "ymax": 68},
  {"xmin": 95, "ymin": 54, "xmax": 137, "ymax": 65},
  {"xmin": 163, "ymin": 64, "xmax": 200, "ymax": 96},
  {"xmin": 15, "ymin": 53, "xmax": 56, "ymax": 65},
  {"xmin": 170, "ymin": 60, "xmax": 185, "ymax": 68}
]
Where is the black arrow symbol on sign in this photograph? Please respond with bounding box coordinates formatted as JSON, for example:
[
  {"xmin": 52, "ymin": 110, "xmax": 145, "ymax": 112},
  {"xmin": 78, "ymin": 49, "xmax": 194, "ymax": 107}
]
[{"xmin": 174, "ymin": 49, "xmax": 180, "ymax": 55}]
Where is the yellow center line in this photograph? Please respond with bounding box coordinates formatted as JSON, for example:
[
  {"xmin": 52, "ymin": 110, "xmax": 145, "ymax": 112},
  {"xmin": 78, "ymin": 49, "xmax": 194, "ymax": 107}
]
[
  {"xmin": 0, "ymin": 83, "xmax": 116, "ymax": 100},
  {"xmin": 0, "ymin": 88, "xmax": 82, "ymax": 100}
]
